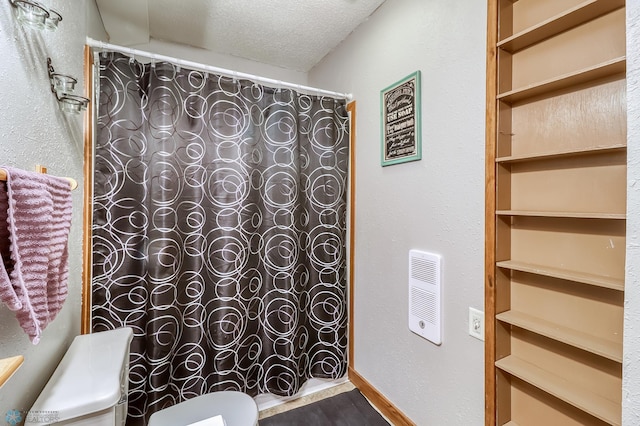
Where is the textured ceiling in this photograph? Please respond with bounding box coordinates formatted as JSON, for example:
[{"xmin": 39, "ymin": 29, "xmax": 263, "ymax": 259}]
[{"xmin": 96, "ymin": 0, "xmax": 386, "ymax": 72}]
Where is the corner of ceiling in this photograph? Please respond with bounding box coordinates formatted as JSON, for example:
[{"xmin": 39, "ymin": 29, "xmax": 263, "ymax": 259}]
[{"xmin": 95, "ymin": 0, "xmax": 150, "ymax": 46}]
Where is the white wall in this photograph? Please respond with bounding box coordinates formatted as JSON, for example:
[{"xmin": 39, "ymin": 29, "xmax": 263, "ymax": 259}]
[
  {"xmin": 87, "ymin": 0, "xmax": 109, "ymax": 42},
  {"xmin": 624, "ymin": 2, "xmax": 640, "ymax": 425},
  {"xmin": 0, "ymin": 0, "xmax": 95, "ymax": 417},
  {"xmin": 128, "ymin": 39, "xmax": 309, "ymax": 86},
  {"xmin": 309, "ymin": 1, "xmax": 487, "ymax": 424}
]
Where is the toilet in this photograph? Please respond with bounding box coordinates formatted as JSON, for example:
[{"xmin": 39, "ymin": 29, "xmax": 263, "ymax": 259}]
[
  {"xmin": 26, "ymin": 327, "xmax": 258, "ymax": 426},
  {"xmin": 148, "ymin": 391, "xmax": 259, "ymax": 426},
  {"xmin": 25, "ymin": 327, "xmax": 134, "ymax": 426}
]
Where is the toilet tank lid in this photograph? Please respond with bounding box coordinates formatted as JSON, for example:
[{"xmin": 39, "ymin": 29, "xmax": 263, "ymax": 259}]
[{"xmin": 27, "ymin": 328, "xmax": 133, "ymax": 423}]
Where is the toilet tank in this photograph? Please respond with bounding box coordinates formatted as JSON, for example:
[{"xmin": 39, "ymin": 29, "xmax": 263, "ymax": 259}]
[{"xmin": 25, "ymin": 328, "xmax": 133, "ymax": 426}]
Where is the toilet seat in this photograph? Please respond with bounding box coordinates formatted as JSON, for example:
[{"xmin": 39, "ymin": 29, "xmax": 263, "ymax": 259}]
[{"xmin": 148, "ymin": 391, "xmax": 259, "ymax": 426}]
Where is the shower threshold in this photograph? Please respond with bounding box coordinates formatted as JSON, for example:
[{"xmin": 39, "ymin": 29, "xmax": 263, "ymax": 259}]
[{"xmin": 254, "ymin": 376, "xmax": 351, "ymax": 412}]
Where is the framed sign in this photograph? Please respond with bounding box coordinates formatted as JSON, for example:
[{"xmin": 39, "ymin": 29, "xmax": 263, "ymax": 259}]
[{"xmin": 380, "ymin": 71, "xmax": 421, "ymax": 166}]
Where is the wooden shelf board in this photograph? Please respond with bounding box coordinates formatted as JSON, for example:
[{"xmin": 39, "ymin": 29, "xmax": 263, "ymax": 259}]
[
  {"xmin": 497, "ymin": 310, "xmax": 622, "ymax": 362},
  {"xmin": 496, "ymin": 210, "xmax": 626, "ymax": 220},
  {"xmin": 503, "ymin": 422, "xmax": 519, "ymax": 426},
  {"xmin": 497, "ymin": 57, "xmax": 626, "ymax": 104},
  {"xmin": 495, "ymin": 356, "xmax": 621, "ymax": 426},
  {"xmin": 496, "ymin": 144, "xmax": 627, "ymax": 164},
  {"xmin": 0, "ymin": 356, "xmax": 23, "ymax": 388},
  {"xmin": 498, "ymin": 0, "xmax": 625, "ymax": 53},
  {"xmin": 496, "ymin": 260, "xmax": 624, "ymax": 291}
]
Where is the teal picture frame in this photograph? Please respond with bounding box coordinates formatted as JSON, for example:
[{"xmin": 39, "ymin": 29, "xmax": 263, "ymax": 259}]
[{"xmin": 380, "ymin": 71, "xmax": 422, "ymax": 166}]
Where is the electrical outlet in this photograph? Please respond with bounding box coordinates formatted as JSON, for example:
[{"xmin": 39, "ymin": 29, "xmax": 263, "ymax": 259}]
[{"xmin": 469, "ymin": 307, "xmax": 484, "ymax": 341}]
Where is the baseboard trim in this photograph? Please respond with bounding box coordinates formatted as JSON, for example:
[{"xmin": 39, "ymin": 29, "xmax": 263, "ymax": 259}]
[{"xmin": 348, "ymin": 367, "xmax": 416, "ymax": 426}]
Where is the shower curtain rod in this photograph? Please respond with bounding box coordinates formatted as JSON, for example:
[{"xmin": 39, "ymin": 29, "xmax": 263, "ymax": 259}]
[{"xmin": 86, "ymin": 38, "xmax": 353, "ymax": 101}]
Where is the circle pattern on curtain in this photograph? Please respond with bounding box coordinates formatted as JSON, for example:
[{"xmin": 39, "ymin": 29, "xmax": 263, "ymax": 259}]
[{"xmin": 92, "ymin": 52, "xmax": 350, "ymax": 425}]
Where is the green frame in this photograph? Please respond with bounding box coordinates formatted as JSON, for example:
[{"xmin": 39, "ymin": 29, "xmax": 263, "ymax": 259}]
[{"xmin": 380, "ymin": 71, "xmax": 422, "ymax": 166}]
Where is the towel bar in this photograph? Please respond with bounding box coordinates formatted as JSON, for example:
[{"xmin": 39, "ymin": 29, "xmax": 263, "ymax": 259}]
[{"xmin": 0, "ymin": 167, "xmax": 77, "ymax": 190}]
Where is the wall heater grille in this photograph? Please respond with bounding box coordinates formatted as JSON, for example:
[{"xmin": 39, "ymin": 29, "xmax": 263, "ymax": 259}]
[{"xmin": 408, "ymin": 250, "xmax": 442, "ymax": 345}]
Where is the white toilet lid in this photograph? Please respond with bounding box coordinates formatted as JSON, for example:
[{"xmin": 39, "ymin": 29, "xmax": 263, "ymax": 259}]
[
  {"xmin": 25, "ymin": 328, "xmax": 133, "ymax": 425},
  {"xmin": 148, "ymin": 391, "xmax": 258, "ymax": 426}
]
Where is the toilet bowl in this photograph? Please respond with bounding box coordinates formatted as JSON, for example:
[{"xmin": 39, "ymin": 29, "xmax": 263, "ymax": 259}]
[{"xmin": 148, "ymin": 391, "xmax": 259, "ymax": 426}]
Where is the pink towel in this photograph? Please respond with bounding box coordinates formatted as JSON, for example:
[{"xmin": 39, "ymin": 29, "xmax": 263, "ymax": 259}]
[
  {"xmin": 0, "ymin": 167, "xmax": 72, "ymax": 344},
  {"xmin": 0, "ymin": 181, "xmax": 22, "ymax": 311}
]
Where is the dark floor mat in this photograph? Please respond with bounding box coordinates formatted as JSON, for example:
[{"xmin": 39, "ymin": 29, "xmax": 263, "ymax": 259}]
[{"xmin": 260, "ymin": 389, "xmax": 390, "ymax": 426}]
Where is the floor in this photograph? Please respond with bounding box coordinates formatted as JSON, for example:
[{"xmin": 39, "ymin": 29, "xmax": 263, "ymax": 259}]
[
  {"xmin": 258, "ymin": 381, "xmax": 392, "ymax": 424},
  {"xmin": 258, "ymin": 381, "xmax": 356, "ymax": 420}
]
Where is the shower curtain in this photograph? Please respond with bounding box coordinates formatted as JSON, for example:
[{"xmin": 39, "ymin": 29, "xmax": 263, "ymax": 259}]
[{"xmin": 91, "ymin": 52, "xmax": 349, "ymax": 425}]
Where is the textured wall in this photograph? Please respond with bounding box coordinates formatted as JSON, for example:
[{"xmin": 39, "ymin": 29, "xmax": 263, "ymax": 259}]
[
  {"xmin": 0, "ymin": 0, "xmax": 91, "ymax": 417},
  {"xmin": 624, "ymin": 2, "xmax": 640, "ymax": 425},
  {"xmin": 309, "ymin": 1, "xmax": 487, "ymax": 424}
]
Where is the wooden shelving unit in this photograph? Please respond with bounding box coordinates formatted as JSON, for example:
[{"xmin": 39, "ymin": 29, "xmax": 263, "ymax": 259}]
[
  {"xmin": 497, "ymin": 57, "xmax": 625, "ymax": 104},
  {"xmin": 496, "ymin": 210, "xmax": 626, "ymax": 220},
  {"xmin": 497, "ymin": 0, "xmax": 625, "ymax": 52},
  {"xmin": 496, "ymin": 310, "xmax": 622, "ymax": 362},
  {"xmin": 496, "ymin": 260, "xmax": 624, "ymax": 291},
  {"xmin": 496, "ymin": 144, "xmax": 627, "ymax": 164},
  {"xmin": 495, "ymin": 356, "xmax": 621, "ymax": 425},
  {"xmin": 486, "ymin": 1, "xmax": 627, "ymax": 425}
]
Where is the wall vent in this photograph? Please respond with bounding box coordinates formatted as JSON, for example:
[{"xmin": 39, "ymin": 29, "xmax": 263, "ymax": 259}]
[{"xmin": 408, "ymin": 250, "xmax": 442, "ymax": 345}]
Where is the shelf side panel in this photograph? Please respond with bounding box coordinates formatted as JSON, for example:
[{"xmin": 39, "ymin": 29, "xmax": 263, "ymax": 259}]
[{"xmin": 497, "ymin": 369, "xmax": 513, "ymax": 425}]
